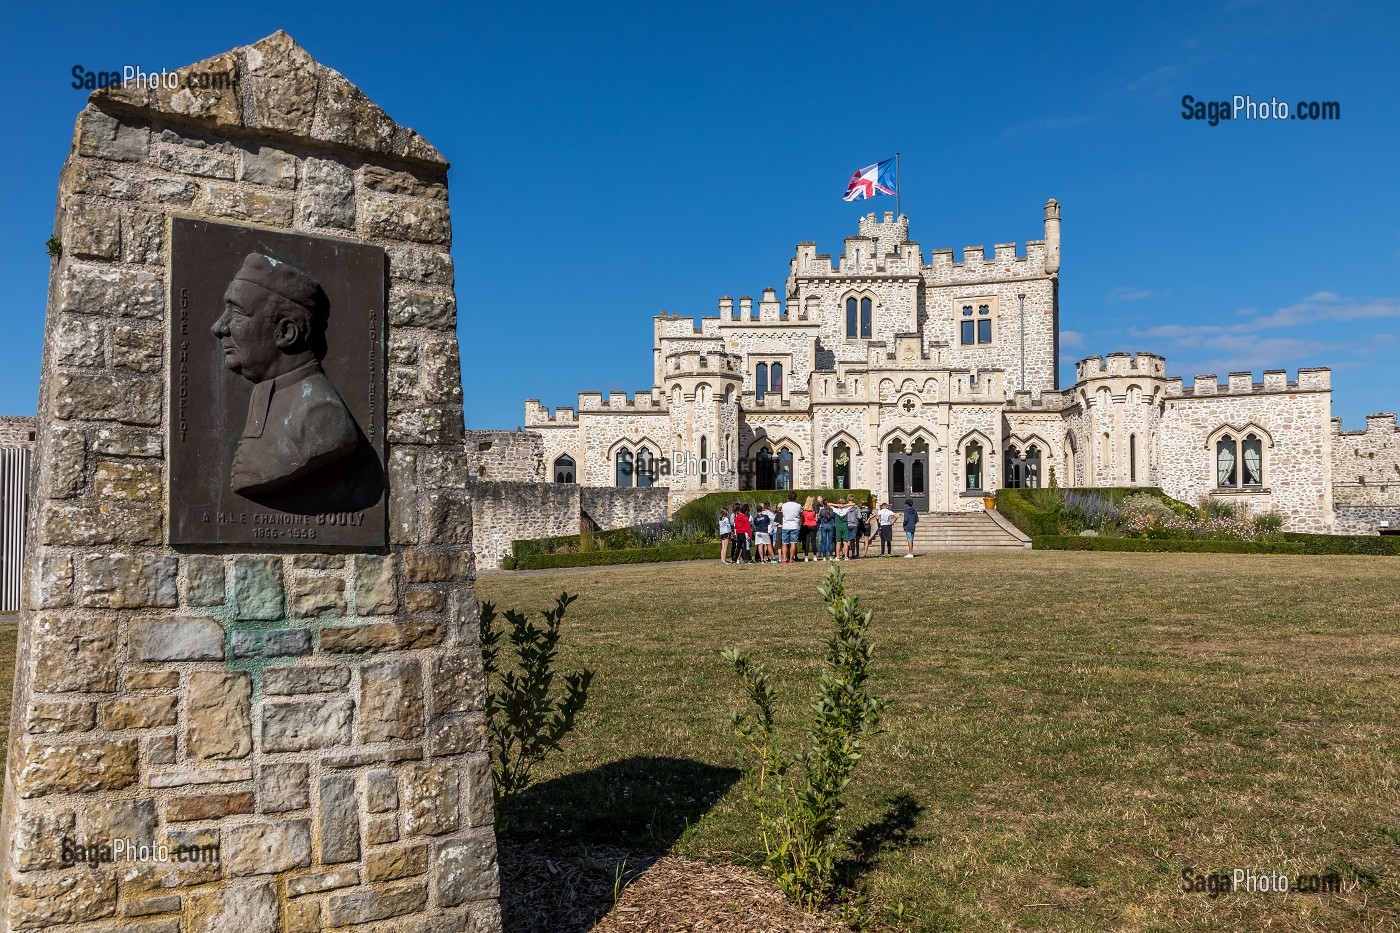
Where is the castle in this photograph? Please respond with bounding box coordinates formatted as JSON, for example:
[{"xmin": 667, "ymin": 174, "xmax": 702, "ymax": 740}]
[{"xmin": 477, "ymin": 202, "xmax": 1398, "ymax": 536}]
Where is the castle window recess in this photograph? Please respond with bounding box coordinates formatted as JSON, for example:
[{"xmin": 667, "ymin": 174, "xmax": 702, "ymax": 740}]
[
  {"xmin": 553, "ymin": 455, "xmax": 576, "ymax": 484},
  {"xmin": 613, "ymin": 447, "xmax": 657, "ymax": 488},
  {"xmin": 754, "ymin": 363, "xmax": 784, "ymax": 402},
  {"xmin": 1216, "ymin": 433, "xmax": 1265, "ymax": 489},
  {"xmin": 846, "ymin": 297, "xmax": 872, "ymax": 339},
  {"xmin": 960, "ymin": 303, "xmax": 993, "ymax": 346}
]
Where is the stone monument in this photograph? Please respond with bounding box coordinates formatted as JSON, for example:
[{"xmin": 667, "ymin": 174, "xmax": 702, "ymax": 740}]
[{"xmin": 0, "ymin": 32, "xmax": 500, "ymax": 933}]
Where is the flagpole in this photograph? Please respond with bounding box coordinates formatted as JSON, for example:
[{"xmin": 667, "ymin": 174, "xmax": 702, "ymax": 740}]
[{"xmin": 895, "ymin": 151, "xmax": 901, "ymax": 218}]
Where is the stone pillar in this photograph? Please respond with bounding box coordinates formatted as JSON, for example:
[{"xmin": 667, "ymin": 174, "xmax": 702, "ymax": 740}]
[{"xmin": 0, "ymin": 32, "xmax": 500, "ymax": 933}]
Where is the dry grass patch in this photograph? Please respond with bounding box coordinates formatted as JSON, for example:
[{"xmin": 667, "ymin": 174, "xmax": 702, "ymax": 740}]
[{"xmin": 481, "ymin": 552, "xmax": 1400, "ymax": 931}]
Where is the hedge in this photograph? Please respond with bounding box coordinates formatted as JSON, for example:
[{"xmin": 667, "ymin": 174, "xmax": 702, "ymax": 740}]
[
  {"xmin": 1033, "ymin": 534, "xmax": 1400, "ymax": 556},
  {"xmin": 510, "ymin": 526, "xmax": 649, "ymax": 560},
  {"xmin": 502, "ymin": 543, "xmax": 720, "ymax": 570},
  {"xmin": 672, "ymin": 488, "xmax": 873, "ymax": 536}
]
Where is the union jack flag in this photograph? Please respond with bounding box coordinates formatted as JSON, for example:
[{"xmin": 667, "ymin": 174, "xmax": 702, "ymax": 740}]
[{"xmin": 843, "ymin": 158, "xmax": 898, "ymax": 201}]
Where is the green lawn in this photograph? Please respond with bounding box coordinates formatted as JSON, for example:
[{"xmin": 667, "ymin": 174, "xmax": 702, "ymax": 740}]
[{"xmin": 479, "ymin": 552, "xmax": 1400, "ymax": 932}]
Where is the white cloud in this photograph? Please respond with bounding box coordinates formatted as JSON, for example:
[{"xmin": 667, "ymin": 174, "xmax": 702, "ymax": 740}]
[
  {"xmin": 1060, "ymin": 330, "xmax": 1086, "ymax": 349},
  {"xmin": 1126, "ymin": 291, "xmax": 1400, "ymax": 372},
  {"xmin": 1002, "ymin": 115, "xmax": 1093, "ymax": 139},
  {"xmin": 1108, "ymin": 286, "xmax": 1158, "ymax": 302}
]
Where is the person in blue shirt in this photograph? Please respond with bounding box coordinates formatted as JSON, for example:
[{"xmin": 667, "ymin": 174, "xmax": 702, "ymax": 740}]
[{"xmin": 902, "ymin": 499, "xmax": 919, "ymax": 557}]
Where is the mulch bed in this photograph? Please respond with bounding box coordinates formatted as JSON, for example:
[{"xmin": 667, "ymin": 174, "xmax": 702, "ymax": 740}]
[{"xmin": 499, "ymin": 840, "xmax": 853, "ymax": 933}]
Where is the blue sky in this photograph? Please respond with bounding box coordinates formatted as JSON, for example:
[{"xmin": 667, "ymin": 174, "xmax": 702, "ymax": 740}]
[{"xmin": 3, "ymin": 1, "xmax": 1397, "ymax": 430}]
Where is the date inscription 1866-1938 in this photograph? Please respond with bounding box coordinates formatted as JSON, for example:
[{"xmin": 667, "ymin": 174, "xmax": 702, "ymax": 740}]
[{"xmin": 169, "ymin": 218, "xmax": 387, "ymax": 547}]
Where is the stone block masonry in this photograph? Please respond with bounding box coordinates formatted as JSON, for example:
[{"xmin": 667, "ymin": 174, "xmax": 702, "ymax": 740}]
[{"xmin": 0, "ymin": 31, "xmax": 500, "ymax": 933}]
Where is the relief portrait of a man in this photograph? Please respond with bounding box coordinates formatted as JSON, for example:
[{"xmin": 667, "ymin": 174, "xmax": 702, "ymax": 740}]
[{"xmin": 213, "ymin": 253, "xmax": 359, "ymax": 497}]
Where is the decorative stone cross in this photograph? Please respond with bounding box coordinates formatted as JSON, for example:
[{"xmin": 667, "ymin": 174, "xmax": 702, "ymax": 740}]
[{"xmin": 902, "ymin": 399, "xmax": 916, "ymax": 413}]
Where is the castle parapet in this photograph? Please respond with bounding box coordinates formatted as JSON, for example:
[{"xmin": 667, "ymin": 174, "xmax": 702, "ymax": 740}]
[
  {"xmin": 524, "ymin": 399, "xmax": 577, "ymax": 424},
  {"xmin": 1075, "ymin": 353, "xmax": 1166, "ymax": 382},
  {"xmin": 1175, "ymin": 367, "xmax": 1331, "ymax": 397}
]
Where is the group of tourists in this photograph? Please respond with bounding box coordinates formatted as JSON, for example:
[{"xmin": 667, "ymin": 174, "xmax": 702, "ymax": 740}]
[{"xmin": 717, "ymin": 493, "xmax": 921, "ymax": 563}]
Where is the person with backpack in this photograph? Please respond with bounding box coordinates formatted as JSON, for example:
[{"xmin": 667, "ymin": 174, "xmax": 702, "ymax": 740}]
[
  {"xmin": 733, "ymin": 503, "xmax": 752, "ymax": 563},
  {"xmin": 752, "ymin": 501, "xmax": 773, "ymax": 563},
  {"xmin": 718, "ymin": 506, "xmax": 732, "ymax": 564},
  {"xmin": 902, "ymin": 498, "xmax": 919, "ymax": 557}
]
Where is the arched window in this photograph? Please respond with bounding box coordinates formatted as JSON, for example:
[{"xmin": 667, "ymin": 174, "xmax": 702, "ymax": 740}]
[
  {"xmin": 1242, "ymin": 434, "xmax": 1263, "ymax": 486},
  {"xmin": 615, "ymin": 449, "xmax": 633, "ymax": 488},
  {"xmin": 1216, "ymin": 437, "xmax": 1237, "ymax": 487},
  {"xmin": 636, "ymin": 447, "xmax": 654, "ymax": 487},
  {"xmin": 1025, "ymin": 444, "xmax": 1042, "ymax": 488},
  {"xmin": 1004, "ymin": 445, "xmax": 1021, "ymax": 489},
  {"xmin": 776, "ymin": 447, "xmax": 793, "ymax": 490},
  {"xmin": 891, "ymin": 458, "xmax": 905, "ymax": 495},
  {"xmin": 965, "ymin": 441, "xmax": 983, "ymax": 491},
  {"xmin": 770, "ymin": 363, "xmax": 783, "ymax": 394},
  {"xmin": 699, "ymin": 436, "xmax": 708, "ymax": 485},
  {"xmin": 755, "ymin": 363, "xmax": 768, "ymax": 402},
  {"xmin": 1129, "ymin": 434, "xmax": 1137, "ymax": 483},
  {"xmin": 1065, "ymin": 434, "xmax": 1078, "ymax": 486},
  {"xmin": 553, "ymin": 455, "xmax": 575, "ymax": 484},
  {"xmin": 832, "ymin": 441, "xmax": 851, "ymax": 489},
  {"xmin": 847, "ymin": 297, "xmax": 872, "ymax": 338},
  {"xmin": 756, "ymin": 447, "xmax": 774, "ymax": 489},
  {"xmin": 1101, "ymin": 432, "xmax": 1112, "ymax": 469}
]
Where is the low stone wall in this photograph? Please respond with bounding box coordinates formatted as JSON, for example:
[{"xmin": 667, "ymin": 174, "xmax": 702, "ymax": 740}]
[
  {"xmin": 470, "ymin": 482, "xmax": 670, "ymax": 569},
  {"xmin": 464, "ymin": 430, "xmax": 545, "ymax": 482},
  {"xmin": 1332, "ymin": 483, "xmax": 1400, "ymax": 535},
  {"xmin": 580, "ymin": 487, "xmax": 670, "ymax": 532}
]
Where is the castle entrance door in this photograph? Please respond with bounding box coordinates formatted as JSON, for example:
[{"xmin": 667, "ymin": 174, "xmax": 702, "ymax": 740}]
[{"xmin": 887, "ymin": 438, "xmax": 930, "ymax": 511}]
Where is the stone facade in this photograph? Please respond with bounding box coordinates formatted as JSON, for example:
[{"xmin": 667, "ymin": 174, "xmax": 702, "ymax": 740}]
[
  {"xmin": 0, "ymin": 418, "xmax": 35, "ymax": 449},
  {"xmin": 508, "ymin": 205, "xmax": 1395, "ymax": 534},
  {"xmin": 0, "ymin": 32, "xmax": 500, "ymax": 933},
  {"xmin": 1331, "ymin": 413, "xmax": 1400, "ymax": 534}
]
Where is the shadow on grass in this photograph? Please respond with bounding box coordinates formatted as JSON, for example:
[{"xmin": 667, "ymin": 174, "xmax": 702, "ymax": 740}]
[
  {"xmin": 833, "ymin": 792, "xmax": 926, "ymax": 893},
  {"xmin": 498, "ymin": 756, "xmax": 741, "ymax": 933}
]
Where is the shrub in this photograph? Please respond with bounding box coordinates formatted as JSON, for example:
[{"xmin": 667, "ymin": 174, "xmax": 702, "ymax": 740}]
[
  {"xmin": 723, "ymin": 566, "xmax": 889, "ymax": 911},
  {"xmin": 1120, "ymin": 492, "xmax": 1176, "ymax": 526},
  {"xmin": 1033, "ymin": 533, "xmax": 1400, "ymax": 556},
  {"xmin": 1197, "ymin": 495, "xmax": 1238, "ymax": 520},
  {"xmin": 1253, "ymin": 511, "xmax": 1285, "ymax": 535},
  {"xmin": 480, "ymin": 594, "xmax": 594, "ymax": 827},
  {"xmin": 505, "ymin": 543, "xmax": 720, "ymax": 570}
]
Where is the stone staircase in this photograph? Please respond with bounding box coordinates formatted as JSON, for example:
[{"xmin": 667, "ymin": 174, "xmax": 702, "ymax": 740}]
[{"xmin": 906, "ymin": 510, "xmax": 1031, "ymax": 552}]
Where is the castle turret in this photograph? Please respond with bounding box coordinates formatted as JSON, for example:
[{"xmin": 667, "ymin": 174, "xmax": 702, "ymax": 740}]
[{"xmin": 1043, "ymin": 198, "xmax": 1060, "ymax": 275}]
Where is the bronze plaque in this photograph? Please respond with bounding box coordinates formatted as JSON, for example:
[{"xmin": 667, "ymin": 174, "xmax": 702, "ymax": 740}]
[{"xmin": 168, "ymin": 218, "xmax": 387, "ymax": 547}]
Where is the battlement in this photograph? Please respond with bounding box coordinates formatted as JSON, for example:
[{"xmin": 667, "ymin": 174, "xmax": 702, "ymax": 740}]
[
  {"xmin": 1163, "ymin": 367, "xmax": 1331, "ymax": 398},
  {"xmin": 1075, "ymin": 353, "xmax": 1167, "ymax": 381},
  {"xmin": 524, "ymin": 399, "xmax": 576, "ymax": 425},
  {"xmin": 1008, "ymin": 389, "xmax": 1073, "ymax": 411},
  {"xmin": 576, "ymin": 391, "xmax": 669, "ymax": 412},
  {"xmin": 858, "ymin": 211, "xmax": 909, "ymax": 252},
  {"xmin": 1332, "ymin": 412, "xmax": 1399, "ymax": 436},
  {"xmin": 663, "ymin": 348, "xmax": 743, "ymax": 378}
]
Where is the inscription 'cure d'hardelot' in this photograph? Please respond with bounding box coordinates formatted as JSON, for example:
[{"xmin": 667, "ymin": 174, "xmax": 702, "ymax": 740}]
[{"xmin": 168, "ymin": 218, "xmax": 387, "ymax": 547}]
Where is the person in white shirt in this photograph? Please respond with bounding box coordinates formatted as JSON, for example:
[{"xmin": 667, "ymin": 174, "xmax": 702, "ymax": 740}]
[
  {"xmin": 875, "ymin": 502, "xmax": 895, "ymax": 556},
  {"xmin": 778, "ymin": 492, "xmax": 803, "ymax": 563}
]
